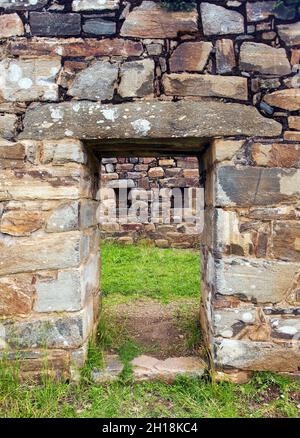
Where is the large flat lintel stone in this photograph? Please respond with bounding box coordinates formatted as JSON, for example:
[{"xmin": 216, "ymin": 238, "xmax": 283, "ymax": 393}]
[{"xmin": 20, "ymin": 100, "xmax": 282, "ymax": 141}]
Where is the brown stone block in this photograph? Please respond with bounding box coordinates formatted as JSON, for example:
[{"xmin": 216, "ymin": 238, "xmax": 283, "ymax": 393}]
[
  {"xmin": 8, "ymin": 37, "xmax": 143, "ymax": 58},
  {"xmin": 216, "ymin": 39, "xmax": 236, "ymax": 74},
  {"xmin": 0, "ymin": 273, "xmax": 35, "ymax": 316},
  {"xmin": 120, "ymin": 2, "xmax": 198, "ymax": 39},
  {"xmin": 264, "ymin": 89, "xmax": 300, "ymax": 111},
  {"xmin": 272, "ymin": 221, "xmax": 300, "ymax": 261},
  {"xmin": 0, "ymin": 13, "xmax": 24, "ymax": 38},
  {"xmin": 252, "ymin": 143, "xmax": 300, "ymax": 168},
  {"xmin": 0, "ymin": 165, "xmax": 90, "ymax": 201},
  {"xmin": 169, "ymin": 42, "xmax": 212, "ymax": 73},
  {"xmin": 0, "ymin": 210, "xmax": 44, "ymax": 236},
  {"xmin": 284, "ymin": 131, "xmax": 300, "ymax": 141},
  {"xmin": 163, "ymin": 73, "xmax": 248, "ymax": 100},
  {"xmin": 240, "ymin": 42, "xmax": 291, "ymax": 76},
  {"xmin": 288, "ymin": 116, "xmax": 300, "ymax": 130}
]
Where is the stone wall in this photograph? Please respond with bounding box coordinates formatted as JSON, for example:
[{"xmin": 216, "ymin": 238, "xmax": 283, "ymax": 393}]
[
  {"xmin": 100, "ymin": 156, "xmax": 201, "ymax": 248},
  {"xmin": 0, "ymin": 0, "xmax": 299, "ymax": 377}
]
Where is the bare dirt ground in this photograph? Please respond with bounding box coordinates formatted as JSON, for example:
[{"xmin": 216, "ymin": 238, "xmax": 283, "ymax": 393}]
[{"xmin": 107, "ymin": 298, "xmax": 203, "ymax": 359}]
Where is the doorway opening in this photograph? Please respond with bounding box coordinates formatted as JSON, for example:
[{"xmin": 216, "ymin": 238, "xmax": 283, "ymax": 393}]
[{"xmin": 89, "ymin": 142, "xmax": 208, "ymax": 381}]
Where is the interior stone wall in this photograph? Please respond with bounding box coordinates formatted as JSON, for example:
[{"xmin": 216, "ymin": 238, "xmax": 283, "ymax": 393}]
[
  {"xmin": 100, "ymin": 156, "xmax": 201, "ymax": 248},
  {"xmin": 0, "ymin": 0, "xmax": 299, "ymax": 378}
]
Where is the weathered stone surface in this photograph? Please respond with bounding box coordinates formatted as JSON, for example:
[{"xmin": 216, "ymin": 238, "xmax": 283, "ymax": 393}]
[
  {"xmin": 68, "ymin": 61, "xmax": 118, "ymax": 101},
  {"xmin": 272, "ymin": 221, "xmax": 300, "ymax": 261},
  {"xmin": 0, "ymin": 210, "xmax": 43, "ymax": 236},
  {"xmin": 252, "ymin": 143, "xmax": 300, "ymax": 168},
  {"xmin": 0, "ymin": 13, "xmax": 24, "ymax": 38},
  {"xmin": 0, "ymin": 166, "xmax": 89, "ymax": 201},
  {"xmin": 148, "ymin": 166, "xmax": 164, "ymax": 178},
  {"xmin": 34, "ymin": 256, "xmax": 99, "ymax": 313},
  {"xmin": 0, "ymin": 139, "xmax": 25, "ymax": 168},
  {"xmin": 41, "ymin": 139, "xmax": 87, "ymax": 165},
  {"xmin": 288, "ymin": 116, "xmax": 300, "ymax": 130},
  {"xmin": 216, "ymin": 166, "xmax": 300, "ymax": 207},
  {"xmin": 30, "ymin": 12, "xmax": 81, "ymax": 37},
  {"xmin": 0, "ymin": 274, "xmax": 34, "ymax": 316},
  {"xmin": 211, "ymin": 139, "xmax": 244, "ymax": 163},
  {"xmin": 215, "ymin": 339, "xmax": 300, "ymax": 371},
  {"xmin": 277, "ymin": 22, "xmax": 300, "ymax": 46},
  {"xmin": 240, "ymin": 42, "xmax": 291, "ymax": 76},
  {"xmin": 8, "ymin": 38, "xmax": 143, "ymax": 57},
  {"xmin": 0, "ymin": 0, "xmax": 48, "ymax": 10},
  {"xmin": 169, "ymin": 42, "xmax": 212, "ymax": 73},
  {"xmin": 214, "ymin": 308, "xmax": 258, "ymax": 338},
  {"xmin": 0, "ymin": 58, "xmax": 60, "ymax": 102},
  {"xmin": 72, "ymin": 0, "xmax": 120, "ymax": 11},
  {"xmin": 120, "ymin": 1, "xmax": 198, "ymax": 38},
  {"xmin": 214, "ymin": 257, "xmax": 300, "ymax": 303},
  {"xmin": 216, "ymin": 39, "xmax": 236, "ymax": 74},
  {"xmin": 201, "ymin": 3, "xmax": 244, "ymax": 35},
  {"xmin": 284, "ymin": 131, "xmax": 300, "ymax": 142},
  {"xmin": 3, "ymin": 302, "xmax": 93, "ymax": 349},
  {"xmin": 118, "ymin": 59, "xmax": 154, "ymax": 98},
  {"xmin": 20, "ymin": 100, "xmax": 282, "ymax": 141},
  {"xmin": 247, "ymin": 1, "xmax": 295, "ymax": 22},
  {"xmin": 163, "ymin": 74, "xmax": 248, "ymax": 100},
  {"xmin": 0, "ymin": 113, "xmax": 18, "ymax": 140},
  {"xmin": 92, "ymin": 354, "xmax": 124, "ymax": 384},
  {"xmin": 131, "ymin": 355, "xmax": 206, "ymax": 382},
  {"xmin": 83, "ymin": 18, "xmax": 116, "ymax": 36},
  {"xmin": 46, "ymin": 201, "xmax": 79, "ymax": 233},
  {"xmin": 0, "ymin": 231, "xmax": 83, "ymax": 275},
  {"xmin": 271, "ymin": 317, "xmax": 300, "ymax": 339},
  {"xmin": 263, "ymin": 89, "xmax": 300, "ymax": 111}
]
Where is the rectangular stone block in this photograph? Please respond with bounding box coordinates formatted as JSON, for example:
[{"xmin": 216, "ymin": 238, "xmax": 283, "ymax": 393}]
[
  {"xmin": 0, "ymin": 166, "xmax": 90, "ymax": 201},
  {"xmin": 213, "ymin": 308, "xmax": 258, "ymax": 338},
  {"xmin": 0, "ymin": 113, "xmax": 18, "ymax": 140},
  {"xmin": 214, "ymin": 257, "xmax": 300, "ymax": 304},
  {"xmin": 0, "ymin": 231, "xmax": 84, "ymax": 276},
  {"xmin": 2, "ymin": 299, "xmax": 94, "ymax": 350},
  {"xmin": 214, "ymin": 339, "xmax": 300, "ymax": 372},
  {"xmin": 270, "ymin": 317, "xmax": 300, "ymax": 340},
  {"xmin": 0, "ymin": 139, "xmax": 25, "ymax": 169},
  {"xmin": 215, "ymin": 166, "xmax": 300, "ymax": 207},
  {"xmin": 163, "ymin": 74, "xmax": 248, "ymax": 100},
  {"xmin": 0, "ymin": 273, "xmax": 35, "ymax": 316},
  {"xmin": 8, "ymin": 38, "xmax": 143, "ymax": 58},
  {"xmin": 20, "ymin": 101, "xmax": 282, "ymax": 141},
  {"xmin": 72, "ymin": 0, "xmax": 119, "ymax": 11},
  {"xmin": 272, "ymin": 221, "xmax": 300, "ymax": 261},
  {"xmin": 41, "ymin": 139, "xmax": 87, "ymax": 165},
  {"xmin": 252, "ymin": 143, "xmax": 300, "ymax": 168},
  {"xmin": 0, "ymin": 58, "xmax": 60, "ymax": 102},
  {"xmin": 30, "ymin": 12, "xmax": 81, "ymax": 37},
  {"xmin": 34, "ymin": 255, "xmax": 99, "ymax": 313}
]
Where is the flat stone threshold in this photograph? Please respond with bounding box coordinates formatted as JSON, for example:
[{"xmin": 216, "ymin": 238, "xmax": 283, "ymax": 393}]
[{"xmin": 92, "ymin": 354, "xmax": 207, "ymax": 384}]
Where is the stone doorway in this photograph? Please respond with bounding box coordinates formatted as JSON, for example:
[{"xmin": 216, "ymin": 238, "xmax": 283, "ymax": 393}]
[
  {"xmin": 97, "ymin": 150, "xmax": 205, "ymax": 381},
  {"xmin": 1, "ymin": 100, "xmax": 300, "ymax": 379}
]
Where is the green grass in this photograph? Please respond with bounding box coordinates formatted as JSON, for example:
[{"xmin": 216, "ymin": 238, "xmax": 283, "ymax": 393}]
[
  {"xmin": 0, "ymin": 242, "xmax": 299, "ymax": 418},
  {"xmin": 101, "ymin": 242, "xmax": 200, "ymax": 302}
]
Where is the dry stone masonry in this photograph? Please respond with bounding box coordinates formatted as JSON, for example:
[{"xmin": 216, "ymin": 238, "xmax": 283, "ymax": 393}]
[
  {"xmin": 100, "ymin": 156, "xmax": 201, "ymax": 248},
  {"xmin": 0, "ymin": 0, "xmax": 299, "ymax": 379}
]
